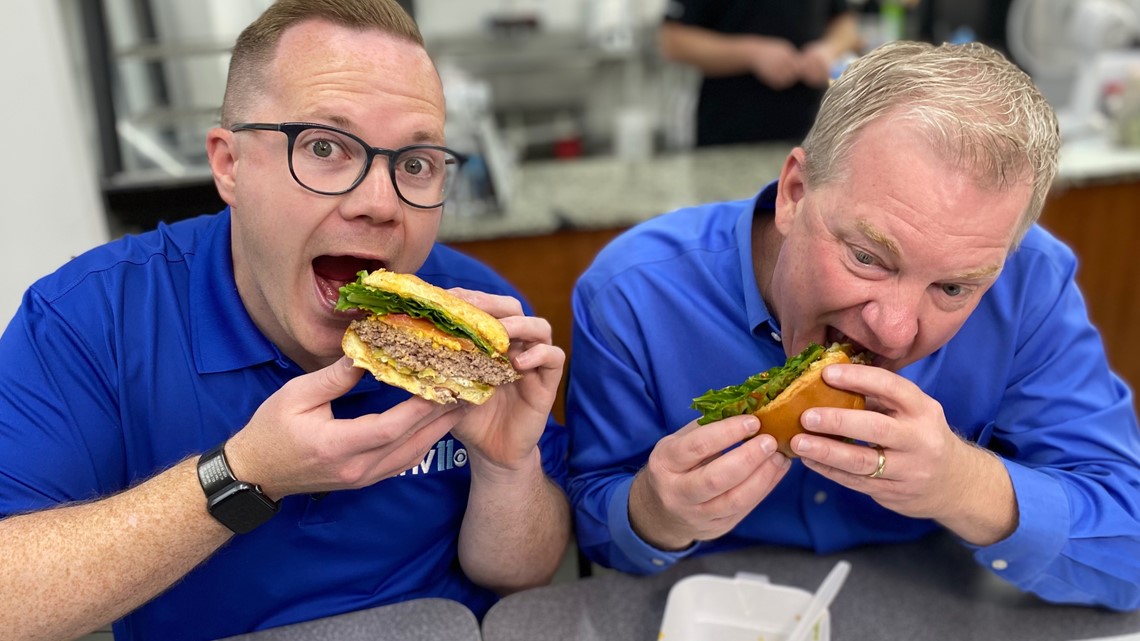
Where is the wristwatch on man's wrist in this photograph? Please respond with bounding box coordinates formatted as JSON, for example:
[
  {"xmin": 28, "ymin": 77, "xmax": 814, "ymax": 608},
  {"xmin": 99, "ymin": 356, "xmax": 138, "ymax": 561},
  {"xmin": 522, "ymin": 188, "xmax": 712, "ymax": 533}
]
[{"xmin": 197, "ymin": 443, "xmax": 279, "ymax": 534}]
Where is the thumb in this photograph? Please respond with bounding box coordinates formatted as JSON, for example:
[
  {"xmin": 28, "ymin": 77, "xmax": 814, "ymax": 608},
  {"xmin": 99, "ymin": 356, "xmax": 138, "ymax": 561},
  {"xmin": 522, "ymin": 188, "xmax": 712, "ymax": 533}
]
[{"xmin": 301, "ymin": 356, "xmax": 366, "ymax": 404}]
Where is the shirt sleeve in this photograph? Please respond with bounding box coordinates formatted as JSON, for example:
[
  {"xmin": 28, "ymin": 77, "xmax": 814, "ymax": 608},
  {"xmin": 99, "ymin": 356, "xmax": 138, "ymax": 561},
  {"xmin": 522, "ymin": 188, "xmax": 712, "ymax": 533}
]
[
  {"xmin": 565, "ymin": 274, "xmax": 700, "ymax": 574},
  {"xmin": 970, "ymin": 246, "xmax": 1140, "ymax": 611},
  {"xmin": 0, "ymin": 286, "xmax": 125, "ymax": 517}
]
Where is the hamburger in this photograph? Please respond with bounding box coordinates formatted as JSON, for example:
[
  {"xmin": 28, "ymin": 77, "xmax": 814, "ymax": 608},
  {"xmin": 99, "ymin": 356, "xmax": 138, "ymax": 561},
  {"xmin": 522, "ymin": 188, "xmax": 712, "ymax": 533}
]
[
  {"xmin": 691, "ymin": 343, "xmax": 867, "ymax": 457},
  {"xmin": 335, "ymin": 269, "xmax": 520, "ymax": 405}
]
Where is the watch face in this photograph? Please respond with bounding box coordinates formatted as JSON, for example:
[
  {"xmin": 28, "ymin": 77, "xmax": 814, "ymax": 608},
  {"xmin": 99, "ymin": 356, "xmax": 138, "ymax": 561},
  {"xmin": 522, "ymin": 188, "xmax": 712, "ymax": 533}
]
[{"xmin": 209, "ymin": 482, "xmax": 279, "ymax": 534}]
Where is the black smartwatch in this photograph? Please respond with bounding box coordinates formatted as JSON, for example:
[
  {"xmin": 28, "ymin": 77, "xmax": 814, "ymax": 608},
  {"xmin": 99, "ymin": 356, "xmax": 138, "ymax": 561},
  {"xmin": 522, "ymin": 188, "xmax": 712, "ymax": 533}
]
[{"xmin": 197, "ymin": 443, "xmax": 279, "ymax": 534}]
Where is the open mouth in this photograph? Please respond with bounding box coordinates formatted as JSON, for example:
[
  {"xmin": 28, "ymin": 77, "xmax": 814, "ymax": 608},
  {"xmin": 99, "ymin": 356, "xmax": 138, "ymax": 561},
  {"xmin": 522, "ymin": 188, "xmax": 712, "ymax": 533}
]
[
  {"xmin": 313, "ymin": 255, "xmax": 385, "ymax": 313},
  {"xmin": 826, "ymin": 327, "xmax": 880, "ymax": 366}
]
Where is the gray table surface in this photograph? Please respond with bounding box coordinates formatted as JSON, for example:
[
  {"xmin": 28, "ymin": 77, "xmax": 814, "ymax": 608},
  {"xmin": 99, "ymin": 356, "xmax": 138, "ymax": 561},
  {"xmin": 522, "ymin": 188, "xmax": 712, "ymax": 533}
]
[
  {"xmin": 215, "ymin": 598, "xmax": 481, "ymax": 641},
  {"xmin": 482, "ymin": 533, "xmax": 1140, "ymax": 641}
]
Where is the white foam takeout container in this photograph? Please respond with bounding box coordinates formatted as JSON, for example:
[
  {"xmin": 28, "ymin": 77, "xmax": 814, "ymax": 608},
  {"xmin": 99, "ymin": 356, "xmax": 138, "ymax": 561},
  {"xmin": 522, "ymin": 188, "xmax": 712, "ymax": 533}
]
[{"xmin": 658, "ymin": 572, "xmax": 830, "ymax": 641}]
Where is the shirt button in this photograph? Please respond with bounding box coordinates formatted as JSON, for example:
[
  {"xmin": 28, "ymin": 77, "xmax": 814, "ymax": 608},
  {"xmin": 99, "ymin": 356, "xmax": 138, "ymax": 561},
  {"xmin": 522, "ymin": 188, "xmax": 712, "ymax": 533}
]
[
  {"xmin": 770, "ymin": 331, "xmax": 781, "ymax": 342},
  {"xmin": 991, "ymin": 559, "xmax": 1009, "ymax": 571},
  {"xmin": 651, "ymin": 558, "xmax": 666, "ymax": 567},
  {"xmin": 813, "ymin": 491, "xmax": 828, "ymax": 504}
]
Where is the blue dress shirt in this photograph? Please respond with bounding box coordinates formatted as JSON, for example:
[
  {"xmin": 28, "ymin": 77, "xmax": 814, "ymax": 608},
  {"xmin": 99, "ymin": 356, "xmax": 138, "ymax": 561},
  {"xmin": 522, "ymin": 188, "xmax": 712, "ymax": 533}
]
[
  {"xmin": 0, "ymin": 209, "xmax": 568, "ymax": 640},
  {"xmin": 566, "ymin": 181, "xmax": 1140, "ymax": 610}
]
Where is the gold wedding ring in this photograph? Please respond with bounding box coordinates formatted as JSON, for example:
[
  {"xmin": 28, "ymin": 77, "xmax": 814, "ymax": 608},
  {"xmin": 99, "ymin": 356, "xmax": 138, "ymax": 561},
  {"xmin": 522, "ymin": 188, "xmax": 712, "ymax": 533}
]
[{"xmin": 868, "ymin": 445, "xmax": 887, "ymax": 479}]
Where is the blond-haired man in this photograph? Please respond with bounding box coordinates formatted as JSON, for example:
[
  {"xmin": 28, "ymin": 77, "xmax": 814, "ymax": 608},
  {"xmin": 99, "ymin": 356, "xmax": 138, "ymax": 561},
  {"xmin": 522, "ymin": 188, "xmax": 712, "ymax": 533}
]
[
  {"xmin": 568, "ymin": 41, "xmax": 1140, "ymax": 610},
  {"xmin": 0, "ymin": 1, "xmax": 570, "ymax": 639}
]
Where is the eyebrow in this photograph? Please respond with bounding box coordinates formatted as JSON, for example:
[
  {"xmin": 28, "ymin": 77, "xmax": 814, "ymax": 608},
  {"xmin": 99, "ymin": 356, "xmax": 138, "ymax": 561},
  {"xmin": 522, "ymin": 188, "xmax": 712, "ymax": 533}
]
[
  {"xmin": 856, "ymin": 219, "xmax": 900, "ymax": 257},
  {"xmin": 855, "ymin": 218, "xmax": 1002, "ymax": 281},
  {"xmin": 305, "ymin": 113, "xmax": 441, "ymax": 145},
  {"xmin": 949, "ymin": 264, "xmax": 1003, "ymax": 281}
]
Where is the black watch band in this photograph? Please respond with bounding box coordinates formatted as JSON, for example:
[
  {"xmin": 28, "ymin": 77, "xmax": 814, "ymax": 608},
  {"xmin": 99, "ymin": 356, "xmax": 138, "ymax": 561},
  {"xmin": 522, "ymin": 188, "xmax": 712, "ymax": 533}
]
[{"xmin": 197, "ymin": 443, "xmax": 279, "ymax": 534}]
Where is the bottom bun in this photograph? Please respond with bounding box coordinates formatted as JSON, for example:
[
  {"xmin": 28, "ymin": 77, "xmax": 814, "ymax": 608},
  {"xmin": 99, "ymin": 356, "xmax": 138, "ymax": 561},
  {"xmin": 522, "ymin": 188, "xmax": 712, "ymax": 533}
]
[
  {"xmin": 343, "ymin": 330, "xmax": 496, "ymax": 405},
  {"xmin": 752, "ymin": 351, "xmax": 865, "ymax": 458}
]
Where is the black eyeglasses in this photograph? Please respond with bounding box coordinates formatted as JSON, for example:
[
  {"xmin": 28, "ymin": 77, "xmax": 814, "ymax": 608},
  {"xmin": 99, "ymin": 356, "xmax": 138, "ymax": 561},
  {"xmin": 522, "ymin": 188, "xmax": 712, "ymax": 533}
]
[{"xmin": 230, "ymin": 122, "xmax": 465, "ymax": 209}]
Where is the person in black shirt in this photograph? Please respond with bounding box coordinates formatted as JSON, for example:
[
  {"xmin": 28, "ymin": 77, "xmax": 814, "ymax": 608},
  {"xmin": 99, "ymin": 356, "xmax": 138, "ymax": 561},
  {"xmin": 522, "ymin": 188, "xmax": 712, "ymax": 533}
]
[{"xmin": 660, "ymin": 0, "xmax": 859, "ymax": 146}]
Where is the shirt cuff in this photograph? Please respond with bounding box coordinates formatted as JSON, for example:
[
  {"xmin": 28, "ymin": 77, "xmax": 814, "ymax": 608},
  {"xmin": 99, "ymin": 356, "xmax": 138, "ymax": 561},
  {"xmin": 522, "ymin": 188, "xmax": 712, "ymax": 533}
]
[
  {"xmin": 971, "ymin": 459, "xmax": 1069, "ymax": 584},
  {"xmin": 607, "ymin": 475, "xmax": 700, "ymax": 574}
]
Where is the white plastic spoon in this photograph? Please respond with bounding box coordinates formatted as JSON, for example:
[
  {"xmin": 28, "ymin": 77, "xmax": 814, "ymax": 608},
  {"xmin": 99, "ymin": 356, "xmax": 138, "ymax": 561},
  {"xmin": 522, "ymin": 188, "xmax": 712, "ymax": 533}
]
[{"xmin": 785, "ymin": 560, "xmax": 852, "ymax": 641}]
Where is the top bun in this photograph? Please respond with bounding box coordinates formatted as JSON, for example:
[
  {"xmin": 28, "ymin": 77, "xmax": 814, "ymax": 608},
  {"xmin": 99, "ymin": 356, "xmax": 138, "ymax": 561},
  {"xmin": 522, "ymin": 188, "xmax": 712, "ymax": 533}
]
[
  {"xmin": 361, "ymin": 269, "xmax": 512, "ymax": 355},
  {"xmin": 752, "ymin": 349, "xmax": 865, "ymax": 458}
]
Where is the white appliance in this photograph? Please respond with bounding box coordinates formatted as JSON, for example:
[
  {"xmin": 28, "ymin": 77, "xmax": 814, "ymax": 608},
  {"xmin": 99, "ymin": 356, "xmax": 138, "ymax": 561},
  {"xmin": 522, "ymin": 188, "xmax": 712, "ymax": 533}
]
[{"xmin": 1007, "ymin": 0, "xmax": 1140, "ymax": 140}]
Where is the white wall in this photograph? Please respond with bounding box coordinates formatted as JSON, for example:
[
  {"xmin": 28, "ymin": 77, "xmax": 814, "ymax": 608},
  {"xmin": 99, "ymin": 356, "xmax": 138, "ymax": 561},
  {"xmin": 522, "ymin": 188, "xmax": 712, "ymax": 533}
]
[{"xmin": 0, "ymin": 0, "xmax": 108, "ymax": 326}]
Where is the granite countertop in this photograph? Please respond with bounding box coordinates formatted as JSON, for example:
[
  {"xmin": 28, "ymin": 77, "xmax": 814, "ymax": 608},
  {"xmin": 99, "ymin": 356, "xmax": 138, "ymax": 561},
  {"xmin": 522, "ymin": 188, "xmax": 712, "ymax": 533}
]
[
  {"xmin": 438, "ymin": 139, "xmax": 1140, "ymax": 243},
  {"xmin": 438, "ymin": 144, "xmax": 791, "ymax": 243}
]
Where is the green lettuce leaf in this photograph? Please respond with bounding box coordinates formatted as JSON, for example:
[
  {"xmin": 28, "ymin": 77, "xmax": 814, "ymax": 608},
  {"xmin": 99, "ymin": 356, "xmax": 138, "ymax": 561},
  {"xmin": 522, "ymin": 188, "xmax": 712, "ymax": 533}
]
[{"xmin": 335, "ymin": 271, "xmax": 498, "ymax": 357}]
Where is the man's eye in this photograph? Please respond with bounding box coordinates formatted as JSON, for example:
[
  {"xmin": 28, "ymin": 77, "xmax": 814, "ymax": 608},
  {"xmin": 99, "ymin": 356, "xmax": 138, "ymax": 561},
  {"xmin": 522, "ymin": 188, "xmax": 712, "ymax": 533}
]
[
  {"xmin": 941, "ymin": 283, "xmax": 964, "ymax": 297},
  {"xmin": 401, "ymin": 157, "xmax": 425, "ymax": 175},
  {"xmin": 853, "ymin": 249, "xmax": 875, "ymax": 266}
]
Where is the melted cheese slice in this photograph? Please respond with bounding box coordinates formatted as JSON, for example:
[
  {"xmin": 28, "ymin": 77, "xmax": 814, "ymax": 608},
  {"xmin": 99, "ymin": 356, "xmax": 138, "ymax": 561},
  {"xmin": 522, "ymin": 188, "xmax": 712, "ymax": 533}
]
[{"xmin": 379, "ymin": 313, "xmax": 475, "ymax": 352}]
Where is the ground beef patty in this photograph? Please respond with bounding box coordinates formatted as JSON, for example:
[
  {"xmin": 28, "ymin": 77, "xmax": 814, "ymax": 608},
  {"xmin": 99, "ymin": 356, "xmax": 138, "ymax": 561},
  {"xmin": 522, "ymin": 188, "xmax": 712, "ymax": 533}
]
[{"xmin": 349, "ymin": 317, "xmax": 520, "ymax": 386}]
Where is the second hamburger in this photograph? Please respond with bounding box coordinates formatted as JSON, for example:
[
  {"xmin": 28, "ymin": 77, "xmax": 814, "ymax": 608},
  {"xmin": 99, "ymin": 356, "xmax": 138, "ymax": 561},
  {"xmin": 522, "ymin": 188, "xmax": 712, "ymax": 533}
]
[{"xmin": 691, "ymin": 342, "xmax": 867, "ymax": 457}]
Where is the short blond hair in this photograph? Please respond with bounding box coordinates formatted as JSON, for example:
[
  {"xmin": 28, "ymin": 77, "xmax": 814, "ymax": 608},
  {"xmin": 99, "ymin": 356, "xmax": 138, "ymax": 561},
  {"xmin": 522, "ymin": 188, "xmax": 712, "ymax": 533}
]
[
  {"xmin": 220, "ymin": 0, "xmax": 424, "ymax": 127},
  {"xmin": 801, "ymin": 41, "xmax": 1060, "ymax": 245}
]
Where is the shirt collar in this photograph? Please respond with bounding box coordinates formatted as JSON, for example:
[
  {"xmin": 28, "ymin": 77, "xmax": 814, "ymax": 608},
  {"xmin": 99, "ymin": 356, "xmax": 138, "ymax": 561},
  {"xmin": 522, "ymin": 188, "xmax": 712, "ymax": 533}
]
[
  {"xmin": 190, "ymin": 208, "xmax": 281, "ymax": 374},
  {"xmin": 736, "ymin": 180, "xmax": 783, "ymax": 340}
]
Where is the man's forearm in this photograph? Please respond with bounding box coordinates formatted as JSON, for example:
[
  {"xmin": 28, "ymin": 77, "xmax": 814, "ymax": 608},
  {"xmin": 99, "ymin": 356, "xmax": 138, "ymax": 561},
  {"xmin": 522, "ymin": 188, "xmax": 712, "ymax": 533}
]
[
  {"xmin": 937, "ymin": 443, "xmax": 1019, "ymax": 546},
  {"xmin": 823, "ymin": 13, "xmax": 861, "ymax": 55},
  {"xmin": 0, "ymin": 457, "xmax": 232, "ymax": 640},
  {"xmin": 458, "ymin": 449, "xmax": 570, "ymax": 594},
  {"xmin": 659, "ymin": 22, "xmax": 783, "ymax": 78}
]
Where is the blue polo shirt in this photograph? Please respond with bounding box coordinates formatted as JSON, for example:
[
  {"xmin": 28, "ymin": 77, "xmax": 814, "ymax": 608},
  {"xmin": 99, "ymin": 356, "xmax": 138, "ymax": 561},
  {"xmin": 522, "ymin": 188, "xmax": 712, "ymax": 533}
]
[
  {"xmin": 0, "ymin": 209, "xmax": 568, "ymax": 640},
  {"xmin": 566, "ymin": 181, "xmax": 1140, "ymax": 610}
]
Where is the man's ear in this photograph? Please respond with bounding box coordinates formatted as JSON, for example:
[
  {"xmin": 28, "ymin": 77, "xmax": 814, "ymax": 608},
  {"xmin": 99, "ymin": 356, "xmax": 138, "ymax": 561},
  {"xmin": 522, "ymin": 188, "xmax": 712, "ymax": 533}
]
[
  {"xmin": 774, "ymin": 147, "xmax": 809, "ymax": 236},
  {"xmin": 206, "ymin": 127, "xmax": 238, "ymax": 206}
]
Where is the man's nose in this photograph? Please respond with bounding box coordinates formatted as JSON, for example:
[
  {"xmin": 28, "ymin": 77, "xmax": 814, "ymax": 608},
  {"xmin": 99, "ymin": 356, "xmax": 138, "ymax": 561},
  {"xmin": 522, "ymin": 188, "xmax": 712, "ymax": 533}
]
[
  {"xmin": 862, "ymin": 286, "xmax": 921, "ymax": 353},
  {"xmin": 340, "ymin": 158, "xmax": 401, "ymax": 222}
]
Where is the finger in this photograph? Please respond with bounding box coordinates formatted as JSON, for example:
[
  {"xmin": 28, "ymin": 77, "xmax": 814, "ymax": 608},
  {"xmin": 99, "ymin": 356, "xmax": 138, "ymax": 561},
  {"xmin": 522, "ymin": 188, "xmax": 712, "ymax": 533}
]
[
  {"xmin": 448, "ymin": 288, "xmax": 525, "ymax": 318},
  {"xmin": 499, "ymin": 315, "xmax": 553, "ymax": 347},
  {"xmin": 295, "ymin": 356, "xmax": 366, "ymax": 405},
  {"xmin": 678, "ymin": 433, "xmax": 779, "ymax": 504},
  {"xmin": 799, "ymin": 405, "xmax": 891, "ymax": 448},
  {"xmin": 662, "ymin": 416, "xmax": 761, "ymax": 471},
  {"xmin": 800, "ymin": 455, "xmax": 897, "ymax": 496},
  {"xmin": 794, "ymin": 436, "xmax": 884, "ymax": 478},
  {"xmin": 700, "ymin": 452, "xmax": 791, "ymax": 523},
  {"xmin": 511, "ymin": 342, "xmax": 565, "ymax": 375},
  {"xmin": 366, "ymin": 408, "xmax": 467, "ymax": 482},
  {"xmin": 821, "ymin": 364, "xmax": 923, "ymax": 413},
  {"xmin": 335, "ymin": 397, "xmax": 465, "ymax": 453}
]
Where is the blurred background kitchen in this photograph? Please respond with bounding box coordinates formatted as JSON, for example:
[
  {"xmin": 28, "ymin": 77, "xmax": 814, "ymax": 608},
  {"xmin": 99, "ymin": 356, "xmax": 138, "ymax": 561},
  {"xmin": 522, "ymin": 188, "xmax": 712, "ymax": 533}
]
[{"xmin": 6, "ymin": 0, "xmax": 1140, "ymax": 419}]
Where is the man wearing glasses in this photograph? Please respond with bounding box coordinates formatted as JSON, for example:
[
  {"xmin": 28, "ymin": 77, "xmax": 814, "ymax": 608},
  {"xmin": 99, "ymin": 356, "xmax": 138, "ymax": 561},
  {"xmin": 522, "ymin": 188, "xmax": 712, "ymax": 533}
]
[{"xmin": 0, "ymin": 1, "xmax": 570, "ymax": 640}]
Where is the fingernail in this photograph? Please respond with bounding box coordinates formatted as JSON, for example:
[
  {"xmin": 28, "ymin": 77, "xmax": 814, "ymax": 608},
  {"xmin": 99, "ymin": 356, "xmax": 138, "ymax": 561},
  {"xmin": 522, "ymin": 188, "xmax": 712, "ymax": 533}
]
[
  {"xmin": 824, "ymin": 365, "xmax": 841, "ymax": 382},
  {"xmin": 742, "ymin": 416, "xmax": 761, "ymax": 435},
  {"xmin": 802, "ymin": 409, "xmax": 820, "ymax": 428},
  {"xmin": 797, "ymin": 437, "xmax": 813, "ymax": 453},
  {"xmin": 759, "ymin": 436, "xmax": 777, "ymax": 455}
]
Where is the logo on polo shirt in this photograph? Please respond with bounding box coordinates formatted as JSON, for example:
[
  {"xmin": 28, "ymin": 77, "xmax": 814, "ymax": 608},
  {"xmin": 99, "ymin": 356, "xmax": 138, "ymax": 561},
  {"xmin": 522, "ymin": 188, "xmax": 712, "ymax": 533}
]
[{"xmin": 398, "ymin": 438, "xmax": 467, "ymax": 477}]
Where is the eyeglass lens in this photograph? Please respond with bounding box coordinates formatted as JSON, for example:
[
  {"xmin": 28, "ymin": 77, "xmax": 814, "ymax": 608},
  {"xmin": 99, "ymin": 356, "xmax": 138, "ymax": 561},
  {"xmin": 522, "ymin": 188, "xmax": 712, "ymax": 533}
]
[{"xmin": 290, "ymin": 127, "xmax": 458, "ymax": 206}]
